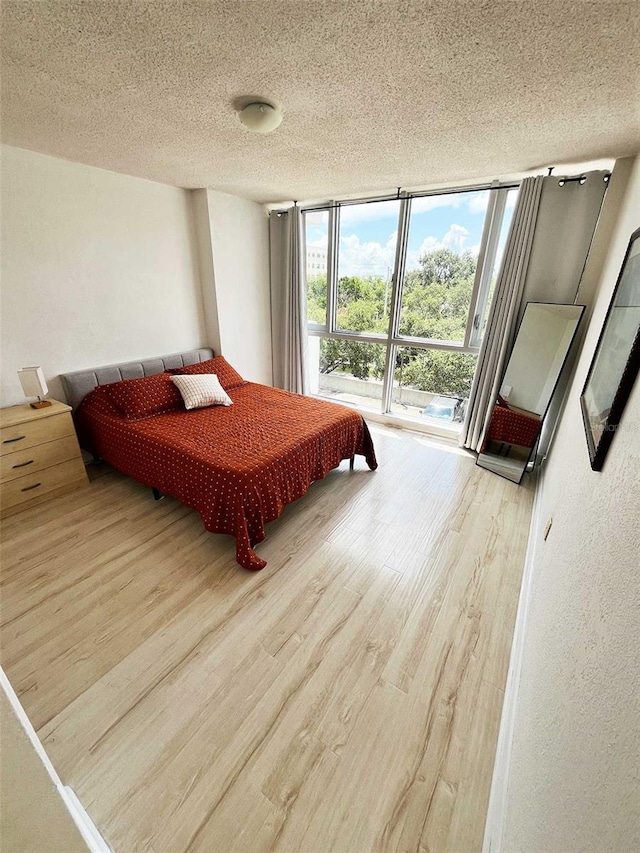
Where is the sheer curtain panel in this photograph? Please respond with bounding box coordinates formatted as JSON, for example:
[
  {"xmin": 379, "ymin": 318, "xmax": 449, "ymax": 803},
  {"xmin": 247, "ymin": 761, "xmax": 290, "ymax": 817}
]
[{"xmin": 461, "ymin": 176, "xmax": 544, "ymax": 451}]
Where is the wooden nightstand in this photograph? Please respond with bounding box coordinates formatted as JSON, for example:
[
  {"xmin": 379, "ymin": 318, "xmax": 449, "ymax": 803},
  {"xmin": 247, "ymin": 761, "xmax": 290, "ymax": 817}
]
[{"xmin": 0, "ymin": 400, "xmax": 89, "ymax": 518}]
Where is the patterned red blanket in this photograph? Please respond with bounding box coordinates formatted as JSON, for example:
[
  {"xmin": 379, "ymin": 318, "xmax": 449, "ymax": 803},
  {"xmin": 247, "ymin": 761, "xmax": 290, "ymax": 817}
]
[{"xmin": 76, "ymin": 382, "xmax": 377, "ymax": 569}]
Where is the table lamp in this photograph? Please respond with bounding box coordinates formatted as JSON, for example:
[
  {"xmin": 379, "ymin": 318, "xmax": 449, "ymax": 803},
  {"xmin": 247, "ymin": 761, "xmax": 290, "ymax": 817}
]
[{"xmin": 18, "ymin": 367, "xmax": 52, "ymax": 409}]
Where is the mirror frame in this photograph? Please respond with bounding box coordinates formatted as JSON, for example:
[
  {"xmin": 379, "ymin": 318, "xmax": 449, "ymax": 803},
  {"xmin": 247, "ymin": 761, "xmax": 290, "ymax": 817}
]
[{"xmin": 478, "ymin": 301, "xmax": 586, "ymax": 484}]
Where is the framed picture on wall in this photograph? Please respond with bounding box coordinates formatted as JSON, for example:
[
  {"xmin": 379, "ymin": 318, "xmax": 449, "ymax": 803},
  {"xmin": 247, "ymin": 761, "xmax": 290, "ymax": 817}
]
[{"xmin": 580, "ymin": 226, "xmax": 640, "ymax": 471}]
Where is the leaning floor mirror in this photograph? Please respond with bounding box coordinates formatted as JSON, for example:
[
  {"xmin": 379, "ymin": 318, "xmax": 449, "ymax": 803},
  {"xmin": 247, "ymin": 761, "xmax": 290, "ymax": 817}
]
[{"xmin": 477, "ymin": 302, "xmax": 585, "ymax": 483}]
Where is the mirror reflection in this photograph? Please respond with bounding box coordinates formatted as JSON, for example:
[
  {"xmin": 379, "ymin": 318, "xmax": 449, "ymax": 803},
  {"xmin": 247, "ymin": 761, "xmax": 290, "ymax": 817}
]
[{"xmin": 478, "ymin": 302, "xmax": 585, "ymax": 483}]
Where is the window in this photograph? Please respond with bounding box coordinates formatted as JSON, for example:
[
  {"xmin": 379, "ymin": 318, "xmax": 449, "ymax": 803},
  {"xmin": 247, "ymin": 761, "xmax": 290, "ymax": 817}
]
[
  {"xmin": 303, "ymin": 183, "xmax": 518, "ymax": 431},
  {"xmin": 390, "ymin": 346, "xmax": 477, "ymax": 423},
  {"xmin": 308, "ymin": 336, "xmax": 385, "ymax": 411},
  {"xmin": 477, "ymin": 187, "xmax": 519, "ymax": 337},
  {"xmin": 305, "ymin": 209, "xmax": 329, "ymax": 326},
  {"xmin": 398, "ymin": 190, "xmax": 489, "ymax": 343},
  {"xmin": 336, "ymin": 200, "xmax": 399, "ymax": 335}
]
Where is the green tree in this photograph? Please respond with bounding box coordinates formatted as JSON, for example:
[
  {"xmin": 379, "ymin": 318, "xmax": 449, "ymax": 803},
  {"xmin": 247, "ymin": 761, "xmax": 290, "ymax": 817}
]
[
  {"xmin": 399, "ymin": 349, "xmax": 477, "ymax": 398},
  {"xmin": 399, "ymin": 248, "xmax": 476, "ymax": 339},
  {"xmin": 336, "ymin": 275, "xmax": 390, "ymax": 331},
  {"xmin": 320, "ymin": 338, "xmax": 385, "ymax": 380},
  {"xmin": 307, "ymin": 273, "xmax": 327, "ymax": 324},
  {"xmin": 315, "ymin": 247, "xmax": 480, "ymax": 399}
]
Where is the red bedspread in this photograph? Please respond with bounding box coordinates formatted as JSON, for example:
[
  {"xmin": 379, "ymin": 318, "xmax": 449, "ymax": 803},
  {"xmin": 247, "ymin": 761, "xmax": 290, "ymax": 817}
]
[
  {"xmin": 483, "ymin": 404, "xmax": 541, "ymax": 450},
  {"xmin": 76, "ymin": 383, "xmax": 377, "ymax": 569}
]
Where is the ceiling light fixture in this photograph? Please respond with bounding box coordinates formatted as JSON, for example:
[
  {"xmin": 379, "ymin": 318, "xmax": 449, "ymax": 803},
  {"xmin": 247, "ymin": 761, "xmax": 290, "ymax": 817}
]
[{"xmin": 238, "ymin": 101, "xmax": 282, "ymax": 134}]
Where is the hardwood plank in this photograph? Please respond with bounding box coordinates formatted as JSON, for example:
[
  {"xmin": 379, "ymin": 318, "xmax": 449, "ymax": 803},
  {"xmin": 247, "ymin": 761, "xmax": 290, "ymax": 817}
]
[
  {"xmin": 104, "ymin": 573, "xmax": 375, "ymax": 851},
  {"xmin": 0, "ymin": 424, "xmax": 534, "ymax": 853}
]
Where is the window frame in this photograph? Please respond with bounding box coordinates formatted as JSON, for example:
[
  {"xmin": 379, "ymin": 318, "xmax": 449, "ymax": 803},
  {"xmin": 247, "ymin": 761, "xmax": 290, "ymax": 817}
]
[{"xmin": 303, "ymin": 181, "xmax": 519, "ymax": 419}]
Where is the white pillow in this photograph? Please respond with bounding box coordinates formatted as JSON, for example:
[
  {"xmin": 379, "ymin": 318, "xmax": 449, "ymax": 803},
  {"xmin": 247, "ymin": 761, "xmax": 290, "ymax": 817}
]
[{"xmin": 171, "ymin": 373, "xmax": 233, "ymax": 410}]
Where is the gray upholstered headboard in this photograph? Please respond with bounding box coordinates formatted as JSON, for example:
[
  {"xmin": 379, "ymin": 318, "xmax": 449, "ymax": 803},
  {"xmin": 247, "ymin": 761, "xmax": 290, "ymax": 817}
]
[{"xmin": 60, "ymin": 348, "xmax": 214, "ymax": 409}]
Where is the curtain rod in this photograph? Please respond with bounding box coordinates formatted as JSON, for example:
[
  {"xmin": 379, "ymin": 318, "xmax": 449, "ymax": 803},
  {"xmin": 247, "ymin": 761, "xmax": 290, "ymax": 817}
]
[
  {"xmin": 287, "ymin": 182, "xmax": 521, "ymax": 215},
  {"xmin": 557, "ymin": 173, "xmax": 611, "ymax": 187},
  {"xmin": 272, "ymin": 171, "xmax": 611, "ymax": 215},
  {"xmin": 547, "ymin": 165, "xmax": 611, "ymax": 186}
]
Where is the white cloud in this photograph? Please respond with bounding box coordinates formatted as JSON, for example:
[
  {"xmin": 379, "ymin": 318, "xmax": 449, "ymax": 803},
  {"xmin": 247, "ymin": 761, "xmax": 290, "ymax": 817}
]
[
  {"xmin": 338, "ymin": 231, "xmax": 397, "ymax": 278},
  {"xmin": 339, "ymin": 199, "xmax": 400, "ymax": 225},
  {"xmin": 308, "ymin": 189, "xmax": 515, "ymax": 279},
  {"xmin": 338, "ymin": 221, "xmax": 475, "ymax": 277},
  {"xmin": 305, "ymin": 210, "xmax": 327, "ymax": 226},
  {"xmin": 466, "ymin": 188, "xmax": 519, "ymax": 215},
  {"xmin": 405, "ymin": 223, "xmax": 473, "ymax": 269},
  {"xmin": 414, "ymin": 235, "xmax": 440, "ymax": 256},
  {"xmin": 466, "ymin": 192, "xmax": 489, "ymax": 214},
  {"xmin": 411, "ymin": 194, "xmax": 462, "ymax": 214},
  {"xmin": 338, "ymin": 191, "xmax": 473, "ymax": 225},
  {"xmin": 442, "ymin": 223, "xmax": 469, "ymax": 253},
  {"xmin": 413, "ymin": 190, "xmax": 490, "ymax": 216}
]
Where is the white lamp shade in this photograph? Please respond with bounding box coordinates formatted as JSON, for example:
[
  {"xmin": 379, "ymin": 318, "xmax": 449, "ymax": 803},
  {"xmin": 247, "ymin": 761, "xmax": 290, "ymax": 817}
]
[
  {"xmin": 238, "ymin": 102, "xmax": 282, "ymax": 134},
  {"xmin": 18, "ymin": 366, "xmax": 48, "ymax": 399}
]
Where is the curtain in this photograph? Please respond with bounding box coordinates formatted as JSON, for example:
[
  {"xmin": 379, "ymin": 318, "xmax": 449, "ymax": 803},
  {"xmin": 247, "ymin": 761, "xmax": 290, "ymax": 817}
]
[
  {"xmin": 524, "ymin": 171, "xmax": 609, "ymax": 461},
  {"xmin": 517, "ymin": 171, "xmax": 610, "ymax": 321},
  {"xmin": 460, "ymin": 176, "xmax": 544, "ymax": 451},
  {"xmin": 269, "ymin": 206, "xmax": 308, "ymax": 394}
]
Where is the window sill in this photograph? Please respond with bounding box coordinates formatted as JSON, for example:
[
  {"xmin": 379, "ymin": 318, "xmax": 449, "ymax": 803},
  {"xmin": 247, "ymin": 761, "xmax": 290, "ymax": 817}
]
[{"xmin": 312, "ymin": 393, "xmax": 463, "ymax": 442}]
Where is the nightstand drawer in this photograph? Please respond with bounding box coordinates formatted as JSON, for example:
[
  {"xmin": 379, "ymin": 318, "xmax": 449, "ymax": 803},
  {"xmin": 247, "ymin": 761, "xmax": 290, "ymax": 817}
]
[
  {"xmin": 1, "ymin": 458, "xmax": 87, "ymax": 511},
  {"xmin": 0, "ymin": 412, "xmax": 75, "ymax": 456},
  {"xmin": 0, "ymin": 435, "xmax": 81, "ymax": 483}
]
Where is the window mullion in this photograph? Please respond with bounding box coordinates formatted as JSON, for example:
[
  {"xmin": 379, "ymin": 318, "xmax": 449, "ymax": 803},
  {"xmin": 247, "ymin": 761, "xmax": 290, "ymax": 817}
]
[
  {"xmin": 327, "ymin": 202, "xmax": 339, "ymax": 333},
  {"xmin": 462, "ymin": 184, "xmax": 499, "ymax": 348},
  {"xmin": 470, "ymin": 187, "xmax": 509, "ymax": 347},
  {"xmin": 382, "ymin": 342, "xmax": 397, "ymax": 414},
  {"xmin": 382, "ymin": 195, "xmax": 411, "ymax": 413},
  {"xmin": 388, "ymin": 195, "xmax": 410, "ymax": 339}
]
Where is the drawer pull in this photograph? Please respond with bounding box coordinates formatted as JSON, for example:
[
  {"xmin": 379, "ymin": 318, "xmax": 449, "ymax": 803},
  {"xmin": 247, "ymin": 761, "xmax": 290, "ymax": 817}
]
[
  {"xmin": 3, "ymin": 435, "xmax": 26, "ymax": 444},
  {"xmin": 21, "ymin": 482, "xmax": 42, "ymax": 492},
  {"xmin": 12, "ymin": 460, "xmax": 34, "ymax": 469}
]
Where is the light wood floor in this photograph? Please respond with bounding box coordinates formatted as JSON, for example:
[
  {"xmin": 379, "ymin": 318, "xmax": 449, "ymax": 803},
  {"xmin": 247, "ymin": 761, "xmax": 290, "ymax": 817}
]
[{"xmin": 0, "ymin": 424, "xmax": 534, "ymax": 853}]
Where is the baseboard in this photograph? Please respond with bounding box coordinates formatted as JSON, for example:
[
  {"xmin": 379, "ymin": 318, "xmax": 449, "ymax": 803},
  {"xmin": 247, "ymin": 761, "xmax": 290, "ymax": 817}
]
[
  {"xmin": 61, "ymin": 785, "xmax": 112, "ymax": 853},
  {"xmin": 0, "ymin": 668, "xmax": 112, "ymax": 853},
  {"xmin": 482, "ymin": 465, "xmax": 545, "ymax": 853}
]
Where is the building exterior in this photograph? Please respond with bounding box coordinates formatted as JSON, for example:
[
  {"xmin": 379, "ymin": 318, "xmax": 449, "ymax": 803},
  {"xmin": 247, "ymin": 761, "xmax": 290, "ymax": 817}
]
[{"xmin": 306, "ymin": 244, "xmax": 328, "ymax": 275}]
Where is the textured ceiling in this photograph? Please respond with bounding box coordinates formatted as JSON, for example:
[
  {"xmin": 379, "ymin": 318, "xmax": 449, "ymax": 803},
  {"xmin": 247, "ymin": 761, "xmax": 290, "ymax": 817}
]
[{"xmin": 2, "ymin": 1, "xmax": 639, "ymax": 203}]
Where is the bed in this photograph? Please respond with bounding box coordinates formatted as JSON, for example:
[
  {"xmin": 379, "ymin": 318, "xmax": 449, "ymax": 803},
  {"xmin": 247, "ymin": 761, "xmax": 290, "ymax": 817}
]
[{"xmin": 62, "ymin": 349, "xmax": 377, "ymax": 570}]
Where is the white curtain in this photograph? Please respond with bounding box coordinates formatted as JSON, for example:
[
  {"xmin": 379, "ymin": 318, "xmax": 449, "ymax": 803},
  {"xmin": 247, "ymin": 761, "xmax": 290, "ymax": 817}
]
[
  {"xmin": 269, "ymin": 206, "xmax": 308, "ymax": 394},
  {"xmin": 460, "ymin": 176, "xmax": 544, "ymax": 451}
]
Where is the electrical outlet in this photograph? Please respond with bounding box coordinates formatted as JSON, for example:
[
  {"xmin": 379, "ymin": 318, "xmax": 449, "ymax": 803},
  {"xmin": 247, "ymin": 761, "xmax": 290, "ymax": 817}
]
[{"xmin": 544, "ymin": 517, "xmax": 553, "ymax": 541}]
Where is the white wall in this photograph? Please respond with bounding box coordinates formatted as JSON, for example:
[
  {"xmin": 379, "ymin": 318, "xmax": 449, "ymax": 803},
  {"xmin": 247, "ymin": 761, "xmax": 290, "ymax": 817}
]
[
  {"xmin": 191, "ymin": 188, "xmax": 222, "ymax": 355},
  {"xmin": 0, "ymin": 667, "xmax": 110, "ymax": 852},
  {"xmin": 493, "ymin": 154, "xmax": 640, "ymax": 852},
  {"xmin": 1, "ymin": 145, "xmax": 207, "ymax": 405},
  {"xmin": 207, "ymin": 190, "xmax": 272, "ymax": 385},
  {"xmin": 1, "ymin": 690, "xmax": 89, "ymax": 852}
]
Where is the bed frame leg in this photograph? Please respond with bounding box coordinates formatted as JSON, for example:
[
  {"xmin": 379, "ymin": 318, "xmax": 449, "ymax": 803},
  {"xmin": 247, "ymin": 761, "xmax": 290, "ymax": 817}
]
[
  {"xmin": 152, "ymin": 487, "xmax": 164, "ymax": 501},
  {"xmin": 349, "ymin": 455, "xmax": 355, "ymax": 471}
]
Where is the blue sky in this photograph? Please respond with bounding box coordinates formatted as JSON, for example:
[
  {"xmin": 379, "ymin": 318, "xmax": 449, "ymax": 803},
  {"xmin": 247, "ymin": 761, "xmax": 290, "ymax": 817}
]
[{"xmin": 306, "ymin": 189, "xmax": 517, "ymax": 278}]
